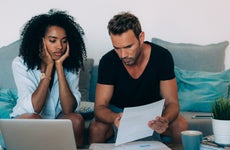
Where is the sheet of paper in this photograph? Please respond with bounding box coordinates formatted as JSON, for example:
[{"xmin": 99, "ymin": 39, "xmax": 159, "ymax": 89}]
[
  {"xmin": 90, "ymin": 140, "xmax": 171, "ymax": 150},
  {"xmin": 115, "ymin": 99, "xmax": 165, "ymax": 146}
]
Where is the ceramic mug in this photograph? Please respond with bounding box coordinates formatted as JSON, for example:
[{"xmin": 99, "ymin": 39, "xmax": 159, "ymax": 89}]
[{"xmin": 181, "ymin": 130, "xmax": 203, "ymax": 150}]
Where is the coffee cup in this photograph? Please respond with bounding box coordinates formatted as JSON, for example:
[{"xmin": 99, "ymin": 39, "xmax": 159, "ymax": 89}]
[{"xmin": 181, "ymin": 130, "xmax": 203, "ymax": 150}]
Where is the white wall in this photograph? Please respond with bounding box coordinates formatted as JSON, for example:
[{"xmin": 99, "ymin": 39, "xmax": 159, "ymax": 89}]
[{"xmin": 1, "ymin": 0, "xmax": 230, "ymax": 65}]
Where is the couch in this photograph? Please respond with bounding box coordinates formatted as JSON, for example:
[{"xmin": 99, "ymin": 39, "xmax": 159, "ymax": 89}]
[{"xmin": 0, "ymin": 38, "xmax": 230, "ymax": 147}]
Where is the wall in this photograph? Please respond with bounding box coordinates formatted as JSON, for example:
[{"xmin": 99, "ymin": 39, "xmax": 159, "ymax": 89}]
[{"xmin": 1, "ymin": 0, "xmax": 230, "ymax": 66}]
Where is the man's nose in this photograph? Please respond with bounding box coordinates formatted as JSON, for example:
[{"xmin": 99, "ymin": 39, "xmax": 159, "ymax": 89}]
[{"xmin": 120, "ymin": 49, "xmax": 127, "ymax": 58}]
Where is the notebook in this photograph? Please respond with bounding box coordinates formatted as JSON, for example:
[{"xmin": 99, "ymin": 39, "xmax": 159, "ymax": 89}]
[{"xmin": 0, "ymin": 119, "xmax": 77, "ymax": 150}]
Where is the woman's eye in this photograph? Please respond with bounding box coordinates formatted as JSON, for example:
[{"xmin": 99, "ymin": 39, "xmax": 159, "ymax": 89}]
[
  {"xmin": 62, "ymin": 39, "xmax": 68, "ymax": 43},
  {"xmin": 49, "ymin": 39, "xmax": 56, "ymax": 43}
]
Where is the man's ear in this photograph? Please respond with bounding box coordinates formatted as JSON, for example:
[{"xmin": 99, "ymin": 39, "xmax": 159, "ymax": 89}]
[{"xmin": 139, "ymin": 31, "xmax": 145, "ymax": 44}]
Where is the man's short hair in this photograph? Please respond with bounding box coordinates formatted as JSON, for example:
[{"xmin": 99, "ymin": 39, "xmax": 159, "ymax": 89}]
[{"xmin": 107, "ymin": 12, "xmax": 142, "ymax": 39}]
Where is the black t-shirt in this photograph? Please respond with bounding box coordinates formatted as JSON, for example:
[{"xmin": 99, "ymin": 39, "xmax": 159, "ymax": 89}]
[{"xmin": 97, "ymin": 41, "xmax": 175, "ymax": 109}]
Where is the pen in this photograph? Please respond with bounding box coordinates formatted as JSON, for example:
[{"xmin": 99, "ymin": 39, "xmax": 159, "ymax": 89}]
[{"xmin": 139, "ymin": 144, "xmax": 151, "ymax": 147}]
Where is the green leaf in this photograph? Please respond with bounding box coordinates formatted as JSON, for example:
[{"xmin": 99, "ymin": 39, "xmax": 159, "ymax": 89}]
[{"xmin": 212, "ymin": 97, "xmax": 230, "ymax": 120}]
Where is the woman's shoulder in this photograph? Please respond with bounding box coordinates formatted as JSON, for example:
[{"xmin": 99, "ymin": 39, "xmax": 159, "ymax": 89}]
[
  {"xmin": 12, "ymin": 56, "xmax": 23, "ymax": 64},
  {"xmin": 12, "ymin": 56, "xmax": 28, "ymax": 69}
]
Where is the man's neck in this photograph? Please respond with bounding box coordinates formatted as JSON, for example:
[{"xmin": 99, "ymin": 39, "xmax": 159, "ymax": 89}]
[{"xmin": 125, "ymin": 43, "xmax": 151, "ymax": 79}]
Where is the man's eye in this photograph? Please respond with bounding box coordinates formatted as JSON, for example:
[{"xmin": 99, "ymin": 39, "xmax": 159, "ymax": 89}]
[
  {"xmin": 126, "ymin": 45, "xmax": 132, "ymax": 49},
  {"xmin": 114, "ymin": 47, "xmax": 120, "ymax": 50}
]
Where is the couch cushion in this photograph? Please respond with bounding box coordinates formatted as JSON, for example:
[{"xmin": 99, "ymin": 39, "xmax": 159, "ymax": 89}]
[
  {"xmin": 152, "ymin": 38, "xmax": 229, "ymax": 72},
  {"xmin": 79, "ymin": 59, "xmax": 94, "ymax": 101},
  {"xmin": 0, "ymin": 88, "xmax": 17, "ymax": 118},
  {"xmin": 89, "ymin": 65, "xmax": 98, "ymax": 102},
  {"xmin": 175, "ymin": 66, "xmax": 230, "ymax": 112},
  {"xmin": 77, "ymin": 101, "xmax": 94, "ymax": 120},
  {"xmin": 0, "ymin": 40, "xmax": 20, "ymax": 89}
]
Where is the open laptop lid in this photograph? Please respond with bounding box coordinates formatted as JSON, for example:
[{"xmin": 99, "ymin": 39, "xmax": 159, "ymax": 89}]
[{"xmin": 0, "ymin": 119, "xmax": 77, "ymax": 150}]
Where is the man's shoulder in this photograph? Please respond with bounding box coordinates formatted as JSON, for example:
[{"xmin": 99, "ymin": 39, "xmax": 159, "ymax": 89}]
[
  {"xmin": 102, "ymin": 49, "xmax": 116, "ymax": 57},
  {"xmin": 146, "ymin": 41, "xmax": 172, "ymax": 57},
  {"xmin": 100, "ymin": 50, "xmax": 118, "ymax": 63},
  {"xmin": 146, "ymin": 41, "xmax": 167, "ymax": 50}
]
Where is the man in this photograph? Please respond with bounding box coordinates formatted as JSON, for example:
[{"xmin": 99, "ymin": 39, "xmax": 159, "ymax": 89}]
[{"xmin": 89, "ymin": 12, "xmax": 188, "ymax": 144}]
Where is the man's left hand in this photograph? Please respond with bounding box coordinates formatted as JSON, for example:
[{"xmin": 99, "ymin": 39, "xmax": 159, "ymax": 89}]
[{"xmin": 148, "ymin": 116, "xmax": 169, "ymax": 134}]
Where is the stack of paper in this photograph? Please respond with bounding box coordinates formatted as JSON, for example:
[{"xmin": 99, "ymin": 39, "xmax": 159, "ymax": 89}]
[{"xmin": 89, "ymin": 141, "xmax": 171, "ymax": 150}]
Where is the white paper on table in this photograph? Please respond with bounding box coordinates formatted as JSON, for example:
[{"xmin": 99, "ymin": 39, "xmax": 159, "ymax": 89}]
[
  {"xmin": 115, "ymin": 99, "xmax": 165, "ymax": 146},
  {"xmin": 90, "ymin": 140, "xmax": 171, "ymax": 150}
]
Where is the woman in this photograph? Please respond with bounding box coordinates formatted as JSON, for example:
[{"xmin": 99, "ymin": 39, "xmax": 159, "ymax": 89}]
[{"xmin": 10, "ymin": 9, "xmax": 86, "ymax": 147}]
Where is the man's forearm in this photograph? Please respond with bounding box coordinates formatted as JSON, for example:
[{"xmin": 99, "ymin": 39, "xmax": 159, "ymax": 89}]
[
  {"xmin": 95, "ymin": 106, "xmax": 118, "ymax": 124},
  {"xmin": 162, "ymin": 103, "xmax": 179, "ymax": 124}
]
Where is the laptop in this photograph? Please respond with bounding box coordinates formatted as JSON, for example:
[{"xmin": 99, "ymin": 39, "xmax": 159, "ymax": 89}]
[{"xmin": 0, "ymin": 119, "xmax": 77, "ymax": 150}]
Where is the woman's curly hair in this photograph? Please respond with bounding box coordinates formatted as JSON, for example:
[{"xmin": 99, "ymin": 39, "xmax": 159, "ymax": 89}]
[{"xmin": 19, "ymin": 9, "xmax": 86, "ymax": 72}]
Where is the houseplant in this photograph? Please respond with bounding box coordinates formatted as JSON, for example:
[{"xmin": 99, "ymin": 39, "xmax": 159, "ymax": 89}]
[{"xmin": 212, "ymin": 97, "xmax": 230, "ymax": 146}]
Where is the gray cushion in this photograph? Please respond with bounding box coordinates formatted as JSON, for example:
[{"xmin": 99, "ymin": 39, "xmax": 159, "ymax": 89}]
[
  {"xmin": 0, "ymin": 40, "xmax": 20, "ymax": 89},
  {"xmin": 152, "ymin": 38, "xmax": 229, "ymax": 72},
  {"xmin": 79, "ymin": 59, "xmax": 94, "ymax": 101},
  {"xmin": 89, "ymin": 65, "xmax": 98, "ymax": 102}
]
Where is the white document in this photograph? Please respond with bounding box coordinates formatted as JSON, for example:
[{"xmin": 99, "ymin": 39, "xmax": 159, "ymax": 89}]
[
  {"xmin": 90, "ymin": 140, "xmax": 171, "ymax": 150},
  {"xmin": 115, "ymin": 99, "xmax": 165, "ymax": 146}
]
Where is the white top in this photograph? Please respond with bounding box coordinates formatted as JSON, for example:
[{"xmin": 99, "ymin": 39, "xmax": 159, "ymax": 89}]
[{"xmin": 10, "ymin": 56, "xmax": 81, "ymax": 118}]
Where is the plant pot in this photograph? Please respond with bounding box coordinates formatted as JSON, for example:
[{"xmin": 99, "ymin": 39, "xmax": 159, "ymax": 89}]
[{"xmin": 212, "ymin": 118, "xmax": 230, "ymax": 146}]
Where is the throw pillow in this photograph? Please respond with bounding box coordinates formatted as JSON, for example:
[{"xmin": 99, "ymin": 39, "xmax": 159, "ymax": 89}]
[
  {"xmin": 77, "ymin": 101, "xmax": 94, "ymax": 120},
  {"xmin": 0, "ymin": 40, "xmax": 21, "ymax": 89},
  {"xmin": 0, "ymin": 88, "xmax": 18, "ymax": 118},
  {"xmin": 77, "ymin": 101, "xmax": 94, "ymax": 113},
  {"xmin": 175, "ymin": 66, "xmax": 230, "ymax": 112},
  {"xmin": 152, "ymin": 38, "xmax": 229, "ymax": 72},
  {"xmin": 79, "ymin": 59, "xmax": 94, "ymax": 101}
]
